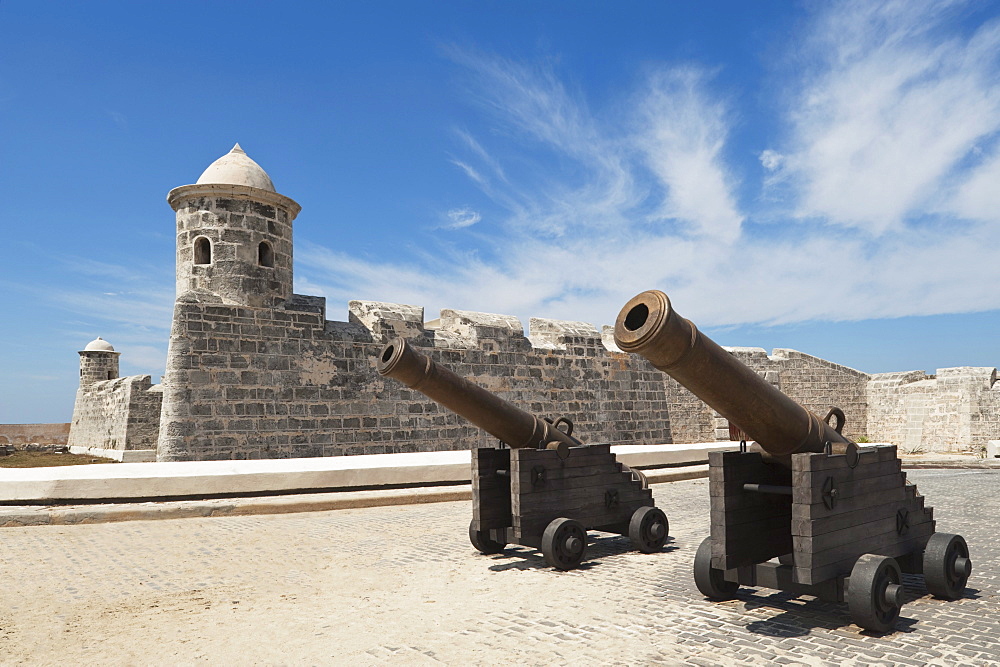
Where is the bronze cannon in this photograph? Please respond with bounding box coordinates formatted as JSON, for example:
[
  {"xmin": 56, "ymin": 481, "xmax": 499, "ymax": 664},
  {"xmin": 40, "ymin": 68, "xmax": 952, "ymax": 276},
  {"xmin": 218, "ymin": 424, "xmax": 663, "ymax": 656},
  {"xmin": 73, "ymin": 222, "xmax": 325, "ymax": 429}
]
[
  {"xmin": 377, "ymin": 336, "xmax": 669, "ymax": 570},
  {"xmin": 614, "ymin": 289, "xmax": 855, "ymax": 462},
  {"xmin": 377, "ymin": 337, "xmax": 581, "ymax": 457},
  {"xmin": 614, "ymin": 290, "xmax": 971, "ymax": 633}
]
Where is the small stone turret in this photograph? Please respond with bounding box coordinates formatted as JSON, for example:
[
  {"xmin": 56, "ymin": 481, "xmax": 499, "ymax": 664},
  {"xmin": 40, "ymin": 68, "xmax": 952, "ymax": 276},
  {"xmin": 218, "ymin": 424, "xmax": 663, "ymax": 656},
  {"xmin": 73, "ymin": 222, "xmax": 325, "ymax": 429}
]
[
  {"xmin": 166, "ymin": 144, "xmax": 301, "ymax": 307},
  {"xmin": 78, "ymin": 337, "xmax": 120, "ymax": 386}
]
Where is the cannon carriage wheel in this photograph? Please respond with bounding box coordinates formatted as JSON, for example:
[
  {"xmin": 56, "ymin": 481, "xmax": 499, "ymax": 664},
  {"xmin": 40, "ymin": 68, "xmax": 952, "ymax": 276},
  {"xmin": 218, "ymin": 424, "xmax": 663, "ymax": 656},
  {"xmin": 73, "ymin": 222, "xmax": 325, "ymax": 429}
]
[
  {"xmin": 848, "ymin": 554, "xmax": 905, "ymax": 633},
  {"xmin": 923, "ymin": 533, "xmax": 971, "ymax": 600},
  {"xmin": 541, "ymin": 518, "xmax": 587, "ymax": 570},
  {"xmin": 629, "ymin": 506, "xmax": 669, "ymax": 553},
  {"xmin": 693, "ymin": 536, "xmax": 738, "ymax": 600},
  {"xmin": 469, "ymin": 521, "xmax": 505, "ymax": 555}
]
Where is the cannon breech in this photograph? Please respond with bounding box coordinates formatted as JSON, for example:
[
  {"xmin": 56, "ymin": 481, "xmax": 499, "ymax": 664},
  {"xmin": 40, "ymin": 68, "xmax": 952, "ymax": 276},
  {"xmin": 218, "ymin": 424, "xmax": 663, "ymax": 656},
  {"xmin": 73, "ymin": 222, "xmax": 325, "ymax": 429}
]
[{"xmin": 613, "ymin": 290, "xmax": 855, "ymax": 462}]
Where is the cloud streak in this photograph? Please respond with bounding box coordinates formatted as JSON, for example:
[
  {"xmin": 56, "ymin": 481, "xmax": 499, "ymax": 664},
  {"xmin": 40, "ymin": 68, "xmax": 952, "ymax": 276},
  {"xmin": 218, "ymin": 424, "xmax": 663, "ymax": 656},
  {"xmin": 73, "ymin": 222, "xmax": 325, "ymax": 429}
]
[
  {"xmin": 299, "ymin": 2, "xmax": 1000, "ymax": 335},
  {"xmin": 7, "ymin": 253, "xmax": 174, "ymax": 378},
  {"xmin": 771, "ymin": 0, "xmax": 1000, "ymax": 234},
  {"xmin": 442, "ymin": 207, "xmax": 482, "ymax": 229}
]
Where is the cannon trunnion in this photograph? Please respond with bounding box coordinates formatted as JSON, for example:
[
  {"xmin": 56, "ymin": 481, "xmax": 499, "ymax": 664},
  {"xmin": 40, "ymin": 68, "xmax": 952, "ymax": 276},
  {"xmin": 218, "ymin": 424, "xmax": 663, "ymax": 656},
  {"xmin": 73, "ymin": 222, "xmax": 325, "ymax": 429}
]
[
  {"xmin": 615, "ymin": 290, "xmax": 972, "ymax": 633},
  {"xmin": 377, "ymin": 337, "xmax": 669, "ymax": 570}
]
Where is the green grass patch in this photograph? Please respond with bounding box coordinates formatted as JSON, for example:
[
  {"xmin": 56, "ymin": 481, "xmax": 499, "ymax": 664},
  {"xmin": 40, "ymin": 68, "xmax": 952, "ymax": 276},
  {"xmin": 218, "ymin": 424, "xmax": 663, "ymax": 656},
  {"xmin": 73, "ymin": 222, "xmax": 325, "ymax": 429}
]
[{"xmin": 0, "ymin": 451, "xmax": 118, "ymax": 468}]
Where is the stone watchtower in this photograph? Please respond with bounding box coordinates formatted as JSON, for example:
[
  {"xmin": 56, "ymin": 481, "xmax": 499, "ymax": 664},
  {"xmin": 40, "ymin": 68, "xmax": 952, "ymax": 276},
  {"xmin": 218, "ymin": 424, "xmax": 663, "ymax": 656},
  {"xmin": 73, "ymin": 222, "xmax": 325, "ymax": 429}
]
[
  {"xmin": 78, "ymin": 337, "xmax": 120, "ymax": 386},
  {"xmin": 166, "ymin": 144, "xmax": 301, "ymax": 307}
]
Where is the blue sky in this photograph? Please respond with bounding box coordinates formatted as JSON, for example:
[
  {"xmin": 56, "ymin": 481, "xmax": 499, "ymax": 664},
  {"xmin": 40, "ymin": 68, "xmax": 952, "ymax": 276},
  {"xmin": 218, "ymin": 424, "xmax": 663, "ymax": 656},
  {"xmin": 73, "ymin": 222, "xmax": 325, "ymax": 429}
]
[{"xmin": 3, "ymin": 1, "xmax": 1000, "ymax": 423}]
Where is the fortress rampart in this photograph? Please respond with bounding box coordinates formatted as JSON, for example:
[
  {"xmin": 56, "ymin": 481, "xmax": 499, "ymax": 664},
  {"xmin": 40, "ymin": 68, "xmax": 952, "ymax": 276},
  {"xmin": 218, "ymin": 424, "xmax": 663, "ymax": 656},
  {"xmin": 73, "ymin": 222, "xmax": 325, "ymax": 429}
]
[
  {"xmin": 157, "ymin": 297, "xmax": 676, "ymax": 460},
  {"xmin": 868, "ymin": 367, "xmax": 1000, "ymax": 453},
  {"xmin": 65, "ymin": 144, "xmax": 1000, "ymax": 461},
  {"xmin": 67, "ymin": 375, "xmax": 162, "ymax": 457}
]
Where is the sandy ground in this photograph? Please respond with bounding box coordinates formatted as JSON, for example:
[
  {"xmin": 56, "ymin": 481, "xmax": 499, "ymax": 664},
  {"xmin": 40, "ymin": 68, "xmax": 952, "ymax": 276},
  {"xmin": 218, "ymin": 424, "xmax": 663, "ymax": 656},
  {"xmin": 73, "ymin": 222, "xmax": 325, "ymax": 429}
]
[
  {"xmin": 1, "ymin": 471, "xmax": 997, "ymax": 665},
  {"xmin": 0, "ymin": 498, "xmax": 682, "ymax": 665}
]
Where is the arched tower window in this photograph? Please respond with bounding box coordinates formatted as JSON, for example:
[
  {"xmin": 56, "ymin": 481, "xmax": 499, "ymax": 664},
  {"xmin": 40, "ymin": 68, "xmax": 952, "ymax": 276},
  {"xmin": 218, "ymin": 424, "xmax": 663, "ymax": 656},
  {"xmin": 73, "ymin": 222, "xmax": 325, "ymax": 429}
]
[
  {"xmin": 258, "ymin": 240, "xmax": 274, "ymax": 268},
  {"xmin": 194, "ymin": 237, "xmax": 212, "ymax": 265}
]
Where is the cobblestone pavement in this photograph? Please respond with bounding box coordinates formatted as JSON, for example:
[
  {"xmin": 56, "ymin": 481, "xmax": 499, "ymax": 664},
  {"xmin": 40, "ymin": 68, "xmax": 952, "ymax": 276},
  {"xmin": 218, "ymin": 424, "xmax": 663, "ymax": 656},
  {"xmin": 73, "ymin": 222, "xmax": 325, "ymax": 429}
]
[{"xmin": 0, "ymin": 469, "xmax": 997, "ymax": 665}]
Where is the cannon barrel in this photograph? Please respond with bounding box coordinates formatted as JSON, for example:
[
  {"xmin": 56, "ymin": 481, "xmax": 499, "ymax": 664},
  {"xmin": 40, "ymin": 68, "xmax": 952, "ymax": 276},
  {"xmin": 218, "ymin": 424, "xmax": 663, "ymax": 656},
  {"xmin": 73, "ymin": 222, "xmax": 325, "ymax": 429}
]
[
  {"xmin": 613, "ymin": 290, "xmax": 853, "ymax": 459},
  {"xmin": 376, "ymin": 337, "xmax": 583, "ymax": 452}
]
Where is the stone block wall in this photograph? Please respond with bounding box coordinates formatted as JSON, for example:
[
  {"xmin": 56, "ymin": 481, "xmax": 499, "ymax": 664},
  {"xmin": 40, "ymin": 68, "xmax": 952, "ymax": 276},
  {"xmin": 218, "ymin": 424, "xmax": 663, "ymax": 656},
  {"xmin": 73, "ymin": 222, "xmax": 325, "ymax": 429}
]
[
  {"xmin": 767, "ymin": 349, "xmax": 870, "ymax": 442},
  {"xmin": 0, "ymin": 423, "xmax": 71, "ymax": 446},
  {"xmin": 67, "ymin": 375, "xmax": 163, "ymax": 452},
  {"xmin": 867, "ymin": 367, "xmax": 1000, "ymax": 453},
  {"xmin": 157, "ymin": 296, "xmax": 676, "ymax": 461},
  {"xmin": 643, "ymin": 346, "xmax": 871, "ymax": 445}
]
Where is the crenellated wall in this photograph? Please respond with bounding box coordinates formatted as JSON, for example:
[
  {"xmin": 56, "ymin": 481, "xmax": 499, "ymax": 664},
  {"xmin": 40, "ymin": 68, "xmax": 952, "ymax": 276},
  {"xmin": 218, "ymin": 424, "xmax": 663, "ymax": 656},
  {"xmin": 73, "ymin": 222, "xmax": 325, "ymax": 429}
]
[
  {"xmin": 69, "ymin": 290, "xmax": 1000, "ymax": 462},
  {"xmin": 156, "ymin": 295, "xmax": 676, "ymax": 461},
  {"xmin": 867, "ymin": 367, "xmax": 1000, "ymax": 453},
  {"xmin": 67, "ymin": 290, "xmax": 1000, "ymax": 461},
  {"xmin": 767, "ymin": 348, "xmax": 870, "ymax": 441}
]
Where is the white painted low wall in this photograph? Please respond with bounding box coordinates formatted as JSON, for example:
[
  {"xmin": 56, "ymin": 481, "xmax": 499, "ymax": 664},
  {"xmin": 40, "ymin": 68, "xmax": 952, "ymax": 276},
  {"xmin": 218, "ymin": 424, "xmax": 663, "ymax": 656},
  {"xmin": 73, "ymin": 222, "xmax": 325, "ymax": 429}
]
[{"xmin": 0, "ymin": 442, "xmax": 734, "ymax": 503}]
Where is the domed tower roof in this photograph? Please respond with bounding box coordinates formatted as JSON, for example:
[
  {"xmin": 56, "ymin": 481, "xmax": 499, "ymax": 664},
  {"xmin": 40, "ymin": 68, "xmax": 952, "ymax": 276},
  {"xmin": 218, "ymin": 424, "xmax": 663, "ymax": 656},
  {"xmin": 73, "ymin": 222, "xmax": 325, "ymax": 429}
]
[
  {"xmin": 196, "ymin": 143, "xmax": 275, "ymax": 192},
  {"xmin": 83, "ymin": 337, "xmax": 117, "ymax": 353}
]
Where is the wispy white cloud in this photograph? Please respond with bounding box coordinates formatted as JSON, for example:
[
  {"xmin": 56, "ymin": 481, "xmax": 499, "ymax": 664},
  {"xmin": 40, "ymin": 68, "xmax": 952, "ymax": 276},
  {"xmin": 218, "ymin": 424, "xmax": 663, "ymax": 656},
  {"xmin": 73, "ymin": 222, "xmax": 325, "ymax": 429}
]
[
  {"xmin": 442, "ymin": 207, "xmax": 482, "ymax": 229},
  {"xmin": 453, "ymin": 129, "xmax": 508, "ymax": 183},
  {"xmin": 772, "ymin": 0, "xmax": 1000, "ymax": 234},
  {"xmin": 9, "ymin": 254, "xmax": 174, "ymax": 376},
  {"xmin": 301, "ymin": 49, "xmax": 753, "ymax": 326},
  {"xmin": 49, "ymin": 286, "xmax": 173, "ymax": 333},
  {"xmin": 636, "ymin": 66, "xmax": 744, "ymax": 242},
  {"xmin": 759, "ymin": 149, "xmax": 783, "ymax": 171},
  {"xmin": 299, "ymin": 2, "xmax": 1000, "ymax": 334}
]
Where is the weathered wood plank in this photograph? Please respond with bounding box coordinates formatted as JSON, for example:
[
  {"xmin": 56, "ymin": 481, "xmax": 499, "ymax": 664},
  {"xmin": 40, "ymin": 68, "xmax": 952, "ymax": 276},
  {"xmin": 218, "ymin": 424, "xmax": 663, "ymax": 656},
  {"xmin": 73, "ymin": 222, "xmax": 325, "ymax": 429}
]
[
  {"xmin": 794, "ymin": 471, "xmax": 908, "ymax": 505},
  {"xmin": 793, "ymin": 521, "xmax": 935, "ymax": 569},
  {"xmin": 792, "ymin": 497, "xmax": 929, "ymax": 537},
  {"xmin": 710, "ymin": 455, "xmax": 791, "ymax": 499},
  {"xmin": 513, "ymin": 485, "xmax": 652, "ymax": 514},
  {"xmin": 713, "ymin": 514, "xmax": 789, "ymax": 545},
  {"xmin": 513, "ymin": 493, "xmax": 650, "ymax": 521},
  {"xmin": 794, "ymin": 530, "xmax": 934, "ymax": 585},
  {"xmin": 473, "ymin": 447, "xmax": 510, "ymax": 472},
  {"xmin": 512, "ymin": 444, "xmax": 610, "ymax": 466},
  {"xmin": 711, "ymin": 502, "xmax": 793, "ymax": 528},
  {"xmin": 514, "ymin": 503, "xmax": 649, "ymax": 536},
  {"xmin": 511, "ymin": 454, "xmax": 623, "ymax": 474},
  {"xmin": 792, "ymin": 505, "xmax": 933, "ymax": 553},
  {"xmin": 790, "ymin": 446, "xmax": 892, "ymax": 472},
  {"xmin": 751, "ymin": 562, "xmax": 846, "ymax": 603},
  {"xmin": 792, "ymin": 458, "xmax": 901, "ymax": 490},
  {"xmin": 474, "ymin": 474, "xmax": 510, "ymax": 491},
  {"xmin": 713, "ymin": 530, "xmax": 793, "ymax": 571},
  {"xmin": 713, "ymin": 487, "xmax": 793, "ymax": 512},
  {"xmin": 792, "ymin": 483, "xmax": 917, "ymax": 520},
  {"xmin": 709, "ymin": 450, "xmax": 764, "ymax": 469},
  {"xmin": 472, "ymin": 446, "xmax": 511, "ymax": 530},
  {"xmin": 471, "ymin": 517, "xmax": 510, "ymax": 532},
  {"xmin": 513, "ymin": 462, "xmax": 617, "ymax": 483},
  {"xmin": 514, "ymin": 471, "xmax": 637, "ymax": 495}
]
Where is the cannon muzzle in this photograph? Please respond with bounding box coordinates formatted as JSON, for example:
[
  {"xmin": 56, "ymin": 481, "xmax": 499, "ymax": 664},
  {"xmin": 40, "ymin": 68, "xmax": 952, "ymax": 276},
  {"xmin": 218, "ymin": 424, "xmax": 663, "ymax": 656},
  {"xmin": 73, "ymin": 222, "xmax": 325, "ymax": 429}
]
[
  {"xmin": 376, "ymin": 337, "xmax": 583, "ymax": 455},
  {"xmin": 613, "ymin": 290, "xmax": 855, "ymax": 461}
]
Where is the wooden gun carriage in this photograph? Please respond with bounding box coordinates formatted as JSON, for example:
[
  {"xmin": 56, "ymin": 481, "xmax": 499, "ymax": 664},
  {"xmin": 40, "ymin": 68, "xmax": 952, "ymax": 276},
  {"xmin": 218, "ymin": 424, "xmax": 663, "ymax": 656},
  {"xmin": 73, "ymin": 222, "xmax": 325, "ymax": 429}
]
[
  {"xmin": 614, "ymin": 290, "xmax": 972, "ymax": 632},
  {"xmin": 377, "ymin": 337, "xmax": 669, "ymax": 570}
]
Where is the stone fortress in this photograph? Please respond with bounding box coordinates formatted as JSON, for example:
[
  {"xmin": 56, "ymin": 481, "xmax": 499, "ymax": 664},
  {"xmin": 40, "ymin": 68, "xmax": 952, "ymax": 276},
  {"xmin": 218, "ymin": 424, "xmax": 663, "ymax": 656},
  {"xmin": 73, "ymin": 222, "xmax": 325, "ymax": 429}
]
[{"xmin": 66, "ymin": 145, "xmax": 1000, "ymax": 462}]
